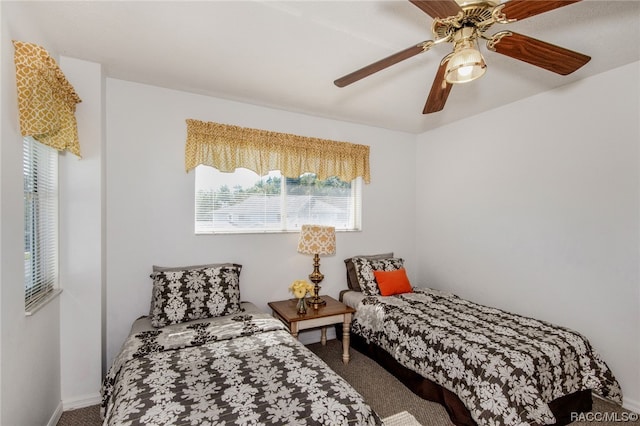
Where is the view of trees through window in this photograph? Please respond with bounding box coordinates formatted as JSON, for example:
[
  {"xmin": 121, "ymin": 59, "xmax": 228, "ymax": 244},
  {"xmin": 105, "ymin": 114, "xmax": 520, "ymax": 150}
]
[{"xmin": 195, "ymin": 166, "xmax": 361, "ymax": 233}]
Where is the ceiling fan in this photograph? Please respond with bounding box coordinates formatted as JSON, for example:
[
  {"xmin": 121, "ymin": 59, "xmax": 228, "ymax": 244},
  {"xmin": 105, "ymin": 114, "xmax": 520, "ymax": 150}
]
[{"xmin": 334, "ymin": 0, "xmax": 591, "ymax": 114}]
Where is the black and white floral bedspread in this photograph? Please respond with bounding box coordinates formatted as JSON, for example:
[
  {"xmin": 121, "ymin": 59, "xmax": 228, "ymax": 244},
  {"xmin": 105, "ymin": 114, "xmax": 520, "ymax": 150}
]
[
  {"xmin": 102, "ymin": 312, "xmax": 381, "ymax": 425},
  {"xmin": 351, "ymin": 288, "xmax": 622, "ymax": 426}
]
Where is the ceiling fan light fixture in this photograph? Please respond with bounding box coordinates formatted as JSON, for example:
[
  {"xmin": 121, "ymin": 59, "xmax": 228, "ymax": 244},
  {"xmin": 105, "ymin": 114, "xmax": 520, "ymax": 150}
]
[
  {"xmin": 445, "ymin": 44, "xmax": 487, "ymax": 84},
  {"xmin": 444, "ymin": 27, "xmax": 487, "ymax": 84}
]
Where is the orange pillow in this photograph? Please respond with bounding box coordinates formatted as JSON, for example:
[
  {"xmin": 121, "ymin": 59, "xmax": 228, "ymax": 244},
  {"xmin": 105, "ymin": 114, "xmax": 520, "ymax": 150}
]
[{"xmin": 373, "ymin": 268, "xmax": 413, "ymax": 296}]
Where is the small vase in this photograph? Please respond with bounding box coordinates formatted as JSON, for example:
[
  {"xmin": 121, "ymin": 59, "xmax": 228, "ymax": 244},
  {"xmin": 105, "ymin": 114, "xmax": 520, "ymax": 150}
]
[{"xmin": 296, "ymin": 297, "xmax": 307, "ymax": 315}]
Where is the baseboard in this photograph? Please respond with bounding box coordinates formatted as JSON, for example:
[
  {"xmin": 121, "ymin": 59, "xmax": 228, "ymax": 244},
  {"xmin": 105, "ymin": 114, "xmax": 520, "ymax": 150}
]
[
  {"xmin": 46, "ymin": 401, "xmax": 64, "ymax": 426},
  {"xmin": 623, "ymin": 397, "xmax": 640, "ymax": 414},
  {"xmin": 594, "ymin": 394, "xmax": 640, "ymax": 415},
  {"xmin": 62, "ymin": 392, "xmax": 101, "ymax": 410}
]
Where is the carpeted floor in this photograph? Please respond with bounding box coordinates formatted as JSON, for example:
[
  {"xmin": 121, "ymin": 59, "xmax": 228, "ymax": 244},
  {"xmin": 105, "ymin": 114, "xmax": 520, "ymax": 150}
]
[
  {"xmin": 309, "ymin": 340, "xmax": 453, "ymax": 425},
  {"xmin": 382, "ymin": 410, "xmax": 422, "ymax": 426},
  {"xmin": 56, "ymin": 404, "xmax": 101, "ymax": 426},
  {"xmin": 57, "ymin": 339, "xmax": 639, "ymax": 426}
]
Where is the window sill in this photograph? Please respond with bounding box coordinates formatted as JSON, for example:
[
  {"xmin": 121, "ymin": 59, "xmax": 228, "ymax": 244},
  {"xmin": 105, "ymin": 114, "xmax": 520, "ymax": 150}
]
[
  {"xmin": 25, "ymin": 288, "xmax": 62, "ymax": 316},
  {"xmin": 195, "ymin": 228, "xmax": 362, "ymax": 235}
]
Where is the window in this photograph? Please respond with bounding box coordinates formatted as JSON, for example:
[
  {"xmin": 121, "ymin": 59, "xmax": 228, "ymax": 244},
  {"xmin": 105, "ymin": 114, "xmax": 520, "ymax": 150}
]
[
  {"xmin": 195, "ymin": 166, "xmax": 362, "ymax": 233},
  {"xmin": 23, "ymin": 136, "xmax": 59, "ymax": 313}
]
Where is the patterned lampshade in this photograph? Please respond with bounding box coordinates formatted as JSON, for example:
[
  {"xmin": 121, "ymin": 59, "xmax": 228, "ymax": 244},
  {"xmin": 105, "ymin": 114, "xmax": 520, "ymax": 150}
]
[{"xmin": 297, "ymin": 225, "xmax": 336, "ymax": 256}]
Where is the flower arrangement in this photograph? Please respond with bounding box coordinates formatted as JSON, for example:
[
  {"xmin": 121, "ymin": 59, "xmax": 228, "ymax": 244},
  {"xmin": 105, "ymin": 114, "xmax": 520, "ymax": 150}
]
[
  {"xmin": 289, "ymin": 280, "xmax": 314, "ymax": 299},
  {"xmin": 289, "ymin": 280, "xmax": 314, "ymax": 314}
]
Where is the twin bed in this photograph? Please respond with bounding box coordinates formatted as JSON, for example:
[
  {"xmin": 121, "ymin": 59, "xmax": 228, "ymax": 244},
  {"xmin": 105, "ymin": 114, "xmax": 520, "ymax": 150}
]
[
  {"xmin": 339, "ymin": 254, "xmax": 623, "ymax": 426},
  {"xmin": 101, "ymin": 257, "xmax": 623, "ymax": 426},
  {"xmin": 101, "ymin": 263, "xmax": 381, "ymax": 425}
]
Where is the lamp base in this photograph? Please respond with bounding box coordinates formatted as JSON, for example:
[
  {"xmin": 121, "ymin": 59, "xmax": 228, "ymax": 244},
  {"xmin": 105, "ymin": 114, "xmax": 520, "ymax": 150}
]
[
  {"xmin": 307, "ymin": 253, "xmax": 327, "ymax": 309},
  {"xmin": 306, "ymin": 294, "xmax": 326, "ymax": 309}
]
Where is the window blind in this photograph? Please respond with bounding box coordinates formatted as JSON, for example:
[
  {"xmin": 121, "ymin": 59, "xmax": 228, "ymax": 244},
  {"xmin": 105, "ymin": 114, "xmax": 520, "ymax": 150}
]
[{"xmin": 23, "ymin": 136, "xmax": 58, "ymax": 313}]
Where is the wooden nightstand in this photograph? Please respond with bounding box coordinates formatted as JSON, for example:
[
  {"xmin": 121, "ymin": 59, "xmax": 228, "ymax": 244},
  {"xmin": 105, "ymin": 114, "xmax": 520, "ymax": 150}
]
[{"xmin": 268, "ymin": 295, "xmax": 355, "ymax": 364}]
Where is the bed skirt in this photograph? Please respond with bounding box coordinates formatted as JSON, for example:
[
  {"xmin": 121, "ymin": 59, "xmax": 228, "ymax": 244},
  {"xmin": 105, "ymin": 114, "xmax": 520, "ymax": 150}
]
[{"xmin": 336, "ymin": 324, "xmax": 592, "ymax": 426}]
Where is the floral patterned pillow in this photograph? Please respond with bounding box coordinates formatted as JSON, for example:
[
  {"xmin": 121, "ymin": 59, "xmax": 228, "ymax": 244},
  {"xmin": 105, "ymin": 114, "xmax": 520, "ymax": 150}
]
[
  {"xmin": 351, "ymin": 257, "xmax": 404, "ymax": 296},
  {"xmin": 344, "ymin": 252, "xmax": 394, "ymax": 292},
  {"xmin": 150, "ymin": 264, "xmax": 242, "ymax": 328}
]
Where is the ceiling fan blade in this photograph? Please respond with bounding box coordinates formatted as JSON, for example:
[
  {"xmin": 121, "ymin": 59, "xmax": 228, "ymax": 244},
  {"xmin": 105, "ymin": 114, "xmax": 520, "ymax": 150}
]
[
  {"xmin": 423, "ymin": 57, "xmax": 453, "ymax": 114},
  {"xmin": 500, "ymin": 0, "xmax": 581, "ymax": 21},
  {"xmin": 409, "ymin": 0, "xmax": 463, "ymax": 19},
  {"xmin": 334, "ymin": 43, "xmax": 429, "ymax": 87},
  {"xmin": 490, "ymin": 32, "xmax": 590, "ymax": 75}
]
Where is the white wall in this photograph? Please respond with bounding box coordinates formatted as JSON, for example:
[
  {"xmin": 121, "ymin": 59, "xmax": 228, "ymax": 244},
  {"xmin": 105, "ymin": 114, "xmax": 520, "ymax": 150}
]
[
  {"xmin": 1, "ymin": 6, "xmax": 6, "ymax": 420},
  {"xmin": 1, "ymin": 11, "xmax": 62, "ymax": 426},
  {"xmin": 59, "ymin": 57, "xmax": 105, "ymax": 409},
  {"xmin": 415, "ymin": 62, "xmax": 640, "ymax": 411},
  {"xmin": 105, "ymin": 79, "xmax": 417, "ymax": 365}
]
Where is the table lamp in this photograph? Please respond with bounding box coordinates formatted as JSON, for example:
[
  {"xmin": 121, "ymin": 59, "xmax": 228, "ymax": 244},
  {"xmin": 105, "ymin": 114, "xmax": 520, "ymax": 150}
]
[{"xmin": 297, "ymin": 224, "xmax": 336, "ymax": 308}]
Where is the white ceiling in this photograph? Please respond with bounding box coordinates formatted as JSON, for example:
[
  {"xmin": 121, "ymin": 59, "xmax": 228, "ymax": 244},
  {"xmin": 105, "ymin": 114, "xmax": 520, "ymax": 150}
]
[{"xmin": 5, "ymin": 0, "xmax": 640, "ymax": 134}]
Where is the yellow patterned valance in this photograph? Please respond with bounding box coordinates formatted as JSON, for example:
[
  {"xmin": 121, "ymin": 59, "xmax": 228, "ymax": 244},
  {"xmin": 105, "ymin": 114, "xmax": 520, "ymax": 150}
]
[
  {"xmin": 185, "ymin": 119, "xmax": 370, "ymax": 183},
  {"xmin": 13, "ymin": 40, "xmax": 82, "ymax": 157}
]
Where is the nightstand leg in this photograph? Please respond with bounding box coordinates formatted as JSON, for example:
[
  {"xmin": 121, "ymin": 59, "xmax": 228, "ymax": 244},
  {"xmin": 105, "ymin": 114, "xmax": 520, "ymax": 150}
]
[
  {"xmin": 321, "ymin": 327, "xmax": 327, "ymax": 345},
  {"xmin": 342, "ymin": 315, "xmax": 351, "ymax": 364}
]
